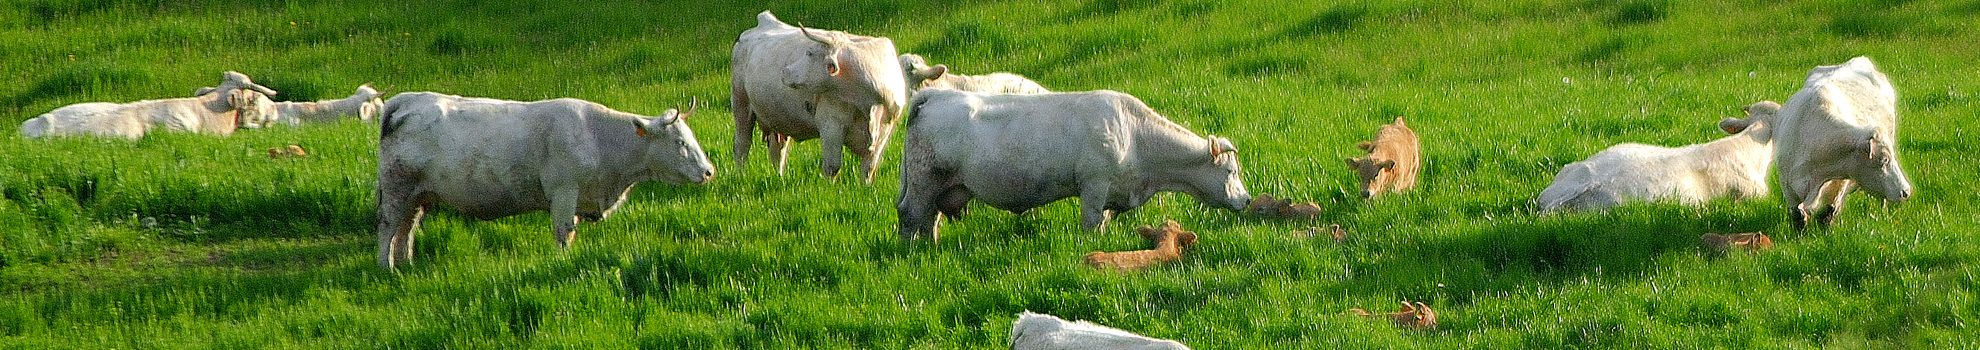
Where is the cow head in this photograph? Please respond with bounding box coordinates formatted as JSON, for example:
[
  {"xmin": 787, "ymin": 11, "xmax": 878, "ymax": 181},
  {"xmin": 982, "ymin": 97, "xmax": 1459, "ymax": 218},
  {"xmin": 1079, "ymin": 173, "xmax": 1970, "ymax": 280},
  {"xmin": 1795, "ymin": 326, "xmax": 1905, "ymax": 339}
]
[
  {"xmin": 1193, "ymin": 136, "xmax": 1252, "ymax": 211},
  {"xmin": 899, "ymin": 53, "xmax": 949, "ymax": 90},
  {"xmin": 632, "ymin": 108, "xmax": 716, "ymax": 185},
  {"xmin": 1345, "ymin": 156, "xmax": 1397, "ymax": 198},
  {"xmin": 1720, "ymin": 101, "xmax": 1781, "ymax": 135},
  {"xmin": 354, "ymin": 84, "xmax": 385, "ymax": 121},
  {"xmin": 227, "ymin": 89, "xmax": 277, "ymax": 129},
  {"xmin": 1847, "ymin": 129, "xmax": 1912, "ymax": 202}
]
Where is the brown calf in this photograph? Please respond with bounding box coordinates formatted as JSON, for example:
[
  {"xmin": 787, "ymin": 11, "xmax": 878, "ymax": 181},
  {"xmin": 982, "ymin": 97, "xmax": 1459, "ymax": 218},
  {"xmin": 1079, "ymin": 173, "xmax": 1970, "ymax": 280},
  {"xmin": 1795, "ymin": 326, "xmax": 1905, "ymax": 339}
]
[
  {"xmin": 1084, "ymin": 220, "xmax": 1199, "ymax": 271},
  {"xmin": 1349, "ymin": 301, "xmax": 1438, "ymax": 330},
  {"xmin": 1345, "ymin": 117, "xmax": 1421, "ymax": 198}
]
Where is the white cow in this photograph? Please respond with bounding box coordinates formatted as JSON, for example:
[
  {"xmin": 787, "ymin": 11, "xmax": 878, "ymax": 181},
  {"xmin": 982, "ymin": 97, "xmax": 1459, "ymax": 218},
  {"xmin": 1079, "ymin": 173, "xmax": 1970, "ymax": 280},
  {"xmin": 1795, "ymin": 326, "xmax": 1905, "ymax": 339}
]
[
  {"xmin": 899, "ymin": 53, "xmax": 1049, "ymax": 94},
  {"xmin": 731, "ymin": 11, "xmax": 909, "ymax": 183},
  {"xmin": 1009, "ymin": 311, "xmax": 1191, "ymax": 350},
  {"xmin": 267, "ymin": 84, "xmax": 384, "ymax": 125},
  {"xmin": 896, "ymin": 88, "xmax": 1251, "ymax": 240},
  {"xmin": 374, "ymin": 92, "xmax": 716, "ymax": 269},
  {"xmin": 20, "ymin": 71, "xmax": 278, "ymax": 139},
  {"xmin": 1538, "ymin": 102, "xmax": 1782, "ymax": 212},
  {"xmin": 1773, "ymin": 56, "xmax": 1913, "ymax": 229}
]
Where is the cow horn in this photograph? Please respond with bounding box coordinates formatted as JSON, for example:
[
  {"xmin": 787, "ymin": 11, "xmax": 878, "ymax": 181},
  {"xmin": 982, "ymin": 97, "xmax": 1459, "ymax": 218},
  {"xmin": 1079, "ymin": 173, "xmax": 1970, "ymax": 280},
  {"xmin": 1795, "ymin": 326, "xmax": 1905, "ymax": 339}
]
[{"xmin": 800, "ymin": 25, "xmax": 832, "ymax": 45}]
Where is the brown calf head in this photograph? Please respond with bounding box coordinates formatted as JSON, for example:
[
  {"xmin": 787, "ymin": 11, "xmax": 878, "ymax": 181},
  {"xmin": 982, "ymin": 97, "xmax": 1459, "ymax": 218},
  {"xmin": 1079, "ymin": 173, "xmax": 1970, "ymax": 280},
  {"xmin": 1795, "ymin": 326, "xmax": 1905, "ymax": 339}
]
[{"xmin": 1345, "ymin": 157, "xmax": 1398, "ymax": 198}]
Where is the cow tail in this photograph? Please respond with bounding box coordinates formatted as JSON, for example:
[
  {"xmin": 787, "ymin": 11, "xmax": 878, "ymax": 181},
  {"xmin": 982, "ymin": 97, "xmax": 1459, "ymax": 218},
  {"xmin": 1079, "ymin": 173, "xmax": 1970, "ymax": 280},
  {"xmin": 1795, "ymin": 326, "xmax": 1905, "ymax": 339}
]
[
  {"xmin": 904, "ymin": 90, "xmax": 935, "ymax": 128},
  {"xmin": 378, "ymin": 96, "xmax": 406, "ymax": 138}
]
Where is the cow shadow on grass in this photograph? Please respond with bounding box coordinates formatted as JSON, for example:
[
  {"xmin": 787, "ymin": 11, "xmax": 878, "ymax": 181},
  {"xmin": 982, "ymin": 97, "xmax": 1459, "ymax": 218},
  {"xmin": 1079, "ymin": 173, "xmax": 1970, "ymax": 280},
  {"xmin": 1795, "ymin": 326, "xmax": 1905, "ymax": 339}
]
[{"xmin": 1330, "ymin": 201, "xmax": 1781, "ymax": 307}]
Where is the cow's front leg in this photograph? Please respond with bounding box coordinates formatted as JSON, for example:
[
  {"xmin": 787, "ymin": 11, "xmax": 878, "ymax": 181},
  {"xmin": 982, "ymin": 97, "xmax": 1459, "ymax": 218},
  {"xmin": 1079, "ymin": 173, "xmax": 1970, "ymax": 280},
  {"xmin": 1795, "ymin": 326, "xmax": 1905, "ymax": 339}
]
[
  {"xmin": 550, "ymin": 188, "xmax": 581, "ymax": 248},
  {"xmin": 1813, "ymin": 179, "xmax": 1855, "ymax": 228},
  {"xmin": 817, "ymin": 126, "xmax": 847, "ymax": 179},
  {"xmin": 732, "ymin": 106, "xmax": 755, "ymax": 170},
  {"xmin": 1078, "ymin": 183, "xmax": 1114, "ymax": 230}
]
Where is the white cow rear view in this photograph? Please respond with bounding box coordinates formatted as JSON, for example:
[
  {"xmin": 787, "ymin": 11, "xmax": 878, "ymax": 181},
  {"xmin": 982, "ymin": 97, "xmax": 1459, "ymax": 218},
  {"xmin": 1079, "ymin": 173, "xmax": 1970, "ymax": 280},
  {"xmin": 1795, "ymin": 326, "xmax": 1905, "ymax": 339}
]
[{"xmin": 374, "ymin": 92, "xmax": 715, "ymax": 269}]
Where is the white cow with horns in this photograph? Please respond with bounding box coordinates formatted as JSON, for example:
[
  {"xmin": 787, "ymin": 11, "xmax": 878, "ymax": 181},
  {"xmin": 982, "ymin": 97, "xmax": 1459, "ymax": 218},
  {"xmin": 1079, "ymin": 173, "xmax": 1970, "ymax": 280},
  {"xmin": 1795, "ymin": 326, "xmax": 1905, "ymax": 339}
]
[
  {"xmin": 374, "ymin": 92, "xmax": 716, "ymax": 269},
  {"xmin": 20, "ymin": 71, "xmax": 278, "ymax": 139},
  {"xmin": 1772, "ymin": 56, "xmax": 1913, "ymax": 229},
  {"xmin": 896, "ymin": 88, "xmax": 1251, "ymax": 240},
  {"xmin": 731, "ymin": 11, "xmax": 909, "ymax": 183}
]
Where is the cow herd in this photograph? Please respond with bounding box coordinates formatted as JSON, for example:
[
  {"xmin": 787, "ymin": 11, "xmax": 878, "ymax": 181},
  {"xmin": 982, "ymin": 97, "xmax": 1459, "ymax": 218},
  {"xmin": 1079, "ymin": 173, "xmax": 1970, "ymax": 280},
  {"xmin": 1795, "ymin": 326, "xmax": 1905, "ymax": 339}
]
[{"xmin": 18, "ymin": 12, "xmax": 1915, "ymax": 274}]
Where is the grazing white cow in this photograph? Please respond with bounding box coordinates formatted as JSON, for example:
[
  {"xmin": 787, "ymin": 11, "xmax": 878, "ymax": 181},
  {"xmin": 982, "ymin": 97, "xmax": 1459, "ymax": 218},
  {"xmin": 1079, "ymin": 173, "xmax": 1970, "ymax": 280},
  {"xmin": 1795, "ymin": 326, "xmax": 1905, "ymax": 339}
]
[
  {"xmin": 1009, "ymin": 311, "xmax": 1191, "ymax": 350},
  {"xmin": 20, "ymin": 71, "xmax": 278, "ymax": 139},
  {"xmin": 899, "ymin": 53, "xmax": 1049, "ymax": 94},
  {"xmin": 374, "ymin": 92, "xmax": 715, "ymax": 269},
  {"xmin": 896, "ymin": 88, "xmax": 1251, "ymax": 240},
  {"xmin": 1538, "ymin": 101, "xmax": 1781, "ymax": 212},
  {"xmin": 731, "ymin": 11, "xmax": 909, "ymax": 183},
  {"xmin": 267, "ymin": 84, "xmax": 385, "ymax": 125},
  {"xmin": 1772, "ymin": 57, "xmax": 1913, "ymax": 229}
]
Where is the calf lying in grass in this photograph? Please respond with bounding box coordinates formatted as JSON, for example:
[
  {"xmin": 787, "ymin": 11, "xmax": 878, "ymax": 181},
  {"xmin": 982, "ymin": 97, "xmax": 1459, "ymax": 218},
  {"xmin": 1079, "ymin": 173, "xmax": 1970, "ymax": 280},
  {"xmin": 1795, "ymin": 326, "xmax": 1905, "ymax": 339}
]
[
  {"xmin": 1349, "ymin": 301, "xmax": 1438, "ymax": 330},
  {"xmin": 1084, "ymin": 220, "xmax": 1198, "ymax": 271},
  {"xmin": 267, "ymin": 144, "xmax": 307, "ymax": 158},
  {"xmin": 1009, "ymin": 311, "xmax": 1191, "ymax": 350},
  {"xmin": 1244, "ymin": 193, "xmax": 1321, "ymax": 220},
  {"xmin": 1701, "ymin": 232, "xmax": 1774, "ymax": 255}
]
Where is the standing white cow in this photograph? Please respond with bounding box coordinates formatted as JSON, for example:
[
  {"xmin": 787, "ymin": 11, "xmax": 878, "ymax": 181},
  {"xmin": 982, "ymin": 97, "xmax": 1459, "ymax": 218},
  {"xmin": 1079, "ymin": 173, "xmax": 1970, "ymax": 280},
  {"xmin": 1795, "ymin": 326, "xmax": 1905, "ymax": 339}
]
[
  {"xmin": 1772, "ymin": 56, "xmax": 1913, "ymax": 229},
  {"xmin": 731, "ymin": 11, "xmax": 909, "ymax": 184},
  {"xmin": 374, "ymin": 92, "xmax": 716, "ymax": 269},
  {"xmin": 899, "ymin": 53, "xmax": 1049, "ymax": 94},
  {"xmin": 20, "ymin": 71, "xmax": 278, "ymax": 139},
  {"xmin": 267, "ymin": 84, "xmax": 385, "ymax": 125},
  {"xmin": 896, "ymin": 88, "xmax": 1251, "ymax": 240},
  {"xmin": 1538, "ymin": 102, "xmax": 1781, "ymax": 212}
]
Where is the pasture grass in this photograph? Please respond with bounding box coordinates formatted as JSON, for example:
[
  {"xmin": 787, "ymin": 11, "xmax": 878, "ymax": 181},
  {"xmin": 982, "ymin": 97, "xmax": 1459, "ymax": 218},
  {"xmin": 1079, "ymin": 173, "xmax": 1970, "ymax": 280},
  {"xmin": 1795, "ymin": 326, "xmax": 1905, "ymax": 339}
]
[{"xmin": 3, "ymin": 0, "xmax": 1978, "ymax": 348}]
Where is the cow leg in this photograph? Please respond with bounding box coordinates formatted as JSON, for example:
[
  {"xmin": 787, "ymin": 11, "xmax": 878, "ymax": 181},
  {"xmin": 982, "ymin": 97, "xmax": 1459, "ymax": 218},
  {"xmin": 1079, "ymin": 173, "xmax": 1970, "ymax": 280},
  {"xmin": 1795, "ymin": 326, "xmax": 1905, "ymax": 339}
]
[
  {"xmin": 1814, "ymin": 179, "xmax": 1854, "ymax": 228},
  {"xmin": 550, "ymin": 188, "xmax": 581, "ymax": 248},
  {"xmin": 1078, "ymin": 183, "xmax": 1114, "ymax": 231},
  {"xmin": 732, "ymin": 103, "xmax": 755, "ymax": 171},
  {"xmin": 376, "ymin": 190, "xmax": 424, "ymax": 269},
  {"xmin": 895, "ymin": 143, "xmax": 943, "ymax": 240},
  {"xmin": 818, "ymin": 126, "xmax": 847, "ymax": 179},
  {"xmin": 766, "ymin": 132, "xmax": 791, "ymax": 176}
]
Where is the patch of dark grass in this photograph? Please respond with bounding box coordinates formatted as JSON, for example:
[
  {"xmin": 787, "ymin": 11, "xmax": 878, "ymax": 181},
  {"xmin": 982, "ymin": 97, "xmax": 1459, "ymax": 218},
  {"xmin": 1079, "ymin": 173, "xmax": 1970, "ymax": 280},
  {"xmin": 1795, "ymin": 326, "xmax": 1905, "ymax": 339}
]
[
  {"xmin": 912, "ymin": 20, "xmax": 1018, "ymax": 66},
  {"xmin": 1283, "ymin": 5, "xmax": 1370, "ymax": 38},
  {"xmin": 6, "ymin": 64, "xmax": 151, "ymax": 108},
  {"xmin": 1081, "ymin": 0, "xmax": 1165, "ymax": 16},
  {"xmin": 1607, "ymin": 0, "xmax": 1668, "ymax": 26},
  {"xmin": 1225, "ymin": 55, "xmax": 1306, "ymax": 78}
]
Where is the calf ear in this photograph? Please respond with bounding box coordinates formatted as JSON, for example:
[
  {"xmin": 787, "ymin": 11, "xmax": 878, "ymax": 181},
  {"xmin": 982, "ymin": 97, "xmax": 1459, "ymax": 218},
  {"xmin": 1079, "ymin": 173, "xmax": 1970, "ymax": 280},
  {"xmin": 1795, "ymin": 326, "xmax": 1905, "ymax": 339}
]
[
  {"xmin": 1345, "ymin": 157, "xmax": 1362, "ymax": 169},
  {"xmin": 1356, "ymin": 141, "xmax": 1374, "ymax": 152},
  {"xmin": 1378, "ymin": 159, "xmax": 1397, "ymax": 169}
]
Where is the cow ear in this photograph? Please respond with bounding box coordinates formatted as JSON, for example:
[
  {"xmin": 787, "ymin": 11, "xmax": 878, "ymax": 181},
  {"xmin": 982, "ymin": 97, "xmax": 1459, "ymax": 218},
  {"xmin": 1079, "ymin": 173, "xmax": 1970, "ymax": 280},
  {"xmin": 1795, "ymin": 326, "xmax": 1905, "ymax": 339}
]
[
  {"xmin": 1378, "ymin": 160, "xmax": 1397, "ymax": 169},
  {"xmin": 1345, "ymin": 157, "xmax": 1362, "ymax": 168},
  {"xmin": 632, "ymin": 118, "xmax": 650, "ymax": 137},
  {"xmin": 929, "ymin": 64, "xmax": 949, "ymax": 78},
  {"xmin": 1719, "ymin": 117, "xmax": 1750, "ymax": 135}
]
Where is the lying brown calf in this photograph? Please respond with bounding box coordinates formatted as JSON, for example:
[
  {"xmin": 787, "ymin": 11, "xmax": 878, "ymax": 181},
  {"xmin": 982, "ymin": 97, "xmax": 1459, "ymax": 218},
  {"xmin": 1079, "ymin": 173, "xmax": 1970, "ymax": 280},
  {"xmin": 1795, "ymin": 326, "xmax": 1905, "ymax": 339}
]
[
  {"xmin": 1349, "ymin": 301, "xmax": 1438, "ymax": 330},
  {"xmin": 1701, "ymin": 232, "xmax": 1774, "ymax": 254},
  {"xmin": 1244, "ymin": 193, "xmax": 1321, "ymax": 220},
  {"xmin": 1084, "ymin": 220, "xmax": 1199, "ymax": 271},
  {"xmin": 268, "ymin": 144, "xmax": 308, "ymax": 158}
]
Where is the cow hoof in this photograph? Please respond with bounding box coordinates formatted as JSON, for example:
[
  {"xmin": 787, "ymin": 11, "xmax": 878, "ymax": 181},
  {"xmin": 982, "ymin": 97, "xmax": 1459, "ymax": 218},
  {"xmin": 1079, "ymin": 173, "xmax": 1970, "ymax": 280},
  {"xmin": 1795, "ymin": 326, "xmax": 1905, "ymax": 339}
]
[{"xmin": 1788, "ymin": 209, "xmax": 1809, "ymax": 231}]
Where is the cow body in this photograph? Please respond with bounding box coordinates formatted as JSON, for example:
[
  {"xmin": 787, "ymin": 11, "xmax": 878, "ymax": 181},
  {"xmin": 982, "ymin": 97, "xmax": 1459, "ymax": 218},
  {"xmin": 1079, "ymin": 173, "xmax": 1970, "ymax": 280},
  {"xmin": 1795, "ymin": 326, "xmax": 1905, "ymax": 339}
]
[
  {"xmin": 270, "ymin": 84, "xmax": 384, "ymax": 125},
  {"xmin": 374, "ymin": 92, "xmax": 715, "ymax": 268},
  {"xmin": 1009, "ymin": 311, "xmax": 1191, "ymax": 350},
  {"xmin": 1772, "ymin": 56, "xmax": 1913, "ymax": 229},
  {"xmin": 731, "ymin": 11, "xmax": 908, "ymax": 183},
  {"xmin": 1344, "ymin": 117, "xmax": 1421, "ymax": 198},
  {"xmin": 20, "ymin": 71, "xmax": 278, "ymax": 139},
  {"xmin": 896, "ymin": 89, "xmax": 1250, "ymax": 240},
  {"xmin": 899, "ymin": 53, "xmax": 1049, "ymax": 94},
  {"xmin": 1538, "ymin": 102, "xmax": 1780, "ymax": 212}
]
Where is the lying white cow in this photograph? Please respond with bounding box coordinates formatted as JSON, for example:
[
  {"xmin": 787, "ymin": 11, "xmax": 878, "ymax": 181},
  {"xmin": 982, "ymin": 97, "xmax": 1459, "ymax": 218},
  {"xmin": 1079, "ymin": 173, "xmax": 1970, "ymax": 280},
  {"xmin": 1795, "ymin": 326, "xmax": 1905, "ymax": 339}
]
[
  {"xmin": 896, "ymin": 88, "xmax": 1251, "ymax": 240},
  {"xmin": 1009, "ymin": 311, "xmax": 1191, "ymax": 350},
  {"xmin": 374, "ymin": 92, "xmax": 716, "ymax": 269},
  {"xmin": 267, "ymin": 84, "xmax": 384, "ymax": 125},
  {"xmin": 20, "ymin": 71, "xmax": 278, "ymax": 139},
  {"xmin": 1773, "ymin": 56, "xmax": 1913, "ymax": 229},
  {"xmin": 731, "ymin": 11, "xmax": 908, "ymax": 183},
  {"xmin": 1538, "ymin": 101, "xmax": 1781, "ymax": 212},
  {"xmin": 899, "ymin": 53, "xmax": 1049, "ymax": 94}
]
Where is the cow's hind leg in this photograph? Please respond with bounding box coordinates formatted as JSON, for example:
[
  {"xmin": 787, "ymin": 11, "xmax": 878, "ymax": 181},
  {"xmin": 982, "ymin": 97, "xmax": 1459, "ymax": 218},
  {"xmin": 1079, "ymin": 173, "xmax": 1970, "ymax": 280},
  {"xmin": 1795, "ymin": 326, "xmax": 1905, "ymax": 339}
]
[
  {"xmin": 1813, "ymin": 180, "xmax": 1855, "ymax": 228},
  {"xmin": 766, "ymin": 132, "xmax": 791, "ymax": 175},
  {"xmin": 376, "ymin": 192, "xmax": 424, "ymax": 269}
]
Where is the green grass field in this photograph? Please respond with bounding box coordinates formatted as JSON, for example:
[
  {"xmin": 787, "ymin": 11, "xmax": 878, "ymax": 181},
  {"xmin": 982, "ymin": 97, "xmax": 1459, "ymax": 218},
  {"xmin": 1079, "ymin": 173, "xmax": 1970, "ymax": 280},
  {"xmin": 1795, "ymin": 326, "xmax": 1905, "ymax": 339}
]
[{"xmin": 3, "ymin": 0, "xmax": 1977, "ymax": 348}]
